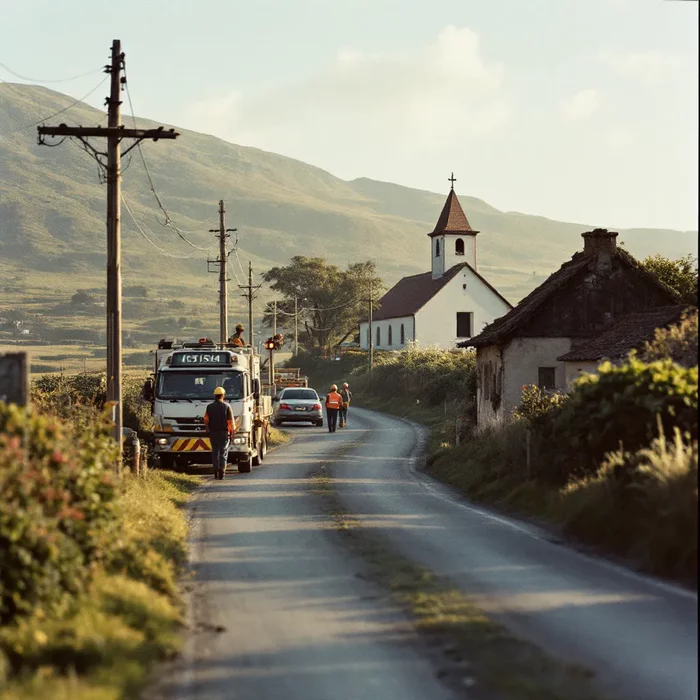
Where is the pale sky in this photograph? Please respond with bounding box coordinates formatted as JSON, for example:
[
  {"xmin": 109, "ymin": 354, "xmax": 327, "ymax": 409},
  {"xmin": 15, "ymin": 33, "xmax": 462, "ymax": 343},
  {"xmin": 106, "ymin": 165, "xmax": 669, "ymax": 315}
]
[{"xmin": 1, "ymin": 0, "xmax": 698, "ymax": 231}]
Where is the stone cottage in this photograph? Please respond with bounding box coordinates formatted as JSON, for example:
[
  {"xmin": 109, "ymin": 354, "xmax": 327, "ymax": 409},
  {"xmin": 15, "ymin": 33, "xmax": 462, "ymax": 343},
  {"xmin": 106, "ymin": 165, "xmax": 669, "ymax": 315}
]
[{"xmin": 465, "ymin": 228, "xmax": 681, "ymax": 428}]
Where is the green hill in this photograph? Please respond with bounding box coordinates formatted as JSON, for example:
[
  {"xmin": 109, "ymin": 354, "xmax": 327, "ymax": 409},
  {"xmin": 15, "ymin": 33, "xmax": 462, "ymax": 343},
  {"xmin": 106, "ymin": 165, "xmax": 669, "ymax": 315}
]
[{"xmin": 1, "ymin": 82, "xmax": 697, "ymax": 314}]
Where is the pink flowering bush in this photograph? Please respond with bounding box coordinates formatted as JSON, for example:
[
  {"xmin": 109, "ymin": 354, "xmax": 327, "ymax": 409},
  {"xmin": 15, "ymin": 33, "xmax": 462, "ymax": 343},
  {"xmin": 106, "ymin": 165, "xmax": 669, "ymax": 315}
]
[{"xmin": 0, "ymin": 403, "xmax": 118, "ymax": 623}]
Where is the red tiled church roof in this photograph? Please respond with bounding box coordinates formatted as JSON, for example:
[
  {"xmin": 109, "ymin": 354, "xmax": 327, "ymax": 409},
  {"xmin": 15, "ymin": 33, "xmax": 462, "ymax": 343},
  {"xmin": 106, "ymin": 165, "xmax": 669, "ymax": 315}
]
[
  {"xmin": 428, "ymin": 189, "xmax": 477, "ymax": 237},
  {"xmin": 370, "ymin": 264, "xmax": 467, "ymax": 321},
  {"xmin": 370, "ymin": 263, "xmax": 512, "ymax": 322}
]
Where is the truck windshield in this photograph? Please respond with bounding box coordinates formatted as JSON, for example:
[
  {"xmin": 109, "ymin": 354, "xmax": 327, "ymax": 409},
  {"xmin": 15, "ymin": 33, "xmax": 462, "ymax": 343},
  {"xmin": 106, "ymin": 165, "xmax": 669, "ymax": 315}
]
[{"xmin": 156, "ymin": 371, "xmax": 244, "ymax": 400}]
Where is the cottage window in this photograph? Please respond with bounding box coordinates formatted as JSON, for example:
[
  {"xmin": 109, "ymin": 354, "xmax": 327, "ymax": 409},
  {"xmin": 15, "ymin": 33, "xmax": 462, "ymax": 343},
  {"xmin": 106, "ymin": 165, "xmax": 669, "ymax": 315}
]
[
  {"xmin": 435, "ymin": 240, "xmax": 441, "ymax": 257},
  {"xmin": 455, "ymin": 238, "xmax": 465, "ymax": 255},
  {"xmin": 400, "ymin": 323, "xmax": 405, "ymax": 345},
  {"xmin": 388, "ymin": 325, "xmax": 393, "ymax": 346},
  {"xmin": 538, "ymin": 367, "xmax": 556, "ymax": 391},
  {"xmin": 376, "ymin": 326, "xmax": 381, "ymax": 346},
  {"xmin": 456, "ymin": 312, "xmax": 473, "ymax": 338}
]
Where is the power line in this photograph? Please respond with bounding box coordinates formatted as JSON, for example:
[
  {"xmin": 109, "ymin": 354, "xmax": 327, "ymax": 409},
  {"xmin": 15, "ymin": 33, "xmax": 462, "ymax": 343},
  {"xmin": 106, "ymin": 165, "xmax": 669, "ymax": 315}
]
[
  {"xmin": 122, "ymin": 194, "xmax": 192, "ymax": 259},
  {"xmin": 0, "ymin": 75, "xmax": 109, "ymax": 136},
  {"xmin": 123, "ymin": 74, "xmax": 212, "ymax": 252},
  {"xmin": 0, "ymin": 61, "xmax": 104, "ymax": 83}
]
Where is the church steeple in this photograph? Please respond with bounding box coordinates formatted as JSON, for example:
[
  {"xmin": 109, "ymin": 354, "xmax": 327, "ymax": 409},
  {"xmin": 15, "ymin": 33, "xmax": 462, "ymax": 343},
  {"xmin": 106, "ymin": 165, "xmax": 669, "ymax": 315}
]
[{"xmin": 429, "ymin": 174, "xmax": 479, "ymax": 279}]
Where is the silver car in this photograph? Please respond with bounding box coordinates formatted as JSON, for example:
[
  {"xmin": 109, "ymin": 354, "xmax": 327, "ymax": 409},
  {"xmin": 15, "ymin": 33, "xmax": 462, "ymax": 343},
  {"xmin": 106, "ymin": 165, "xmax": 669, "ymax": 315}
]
[{"xmin": 272, "ymin": 387, "xmax": 323, "ymax": 426}]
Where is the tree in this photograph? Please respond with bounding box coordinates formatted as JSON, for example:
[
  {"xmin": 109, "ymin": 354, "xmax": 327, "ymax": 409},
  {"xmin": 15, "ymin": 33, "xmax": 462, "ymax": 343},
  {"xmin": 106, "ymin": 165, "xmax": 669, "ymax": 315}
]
[
  {"xmin": 641, "ymin": 254, "xmax": 698, "ymax": 305},
  {"xmin": 262, "ymin": 256, "xmax": 384, "ymax": 353},
  {"xmin": 642, "ymin": 310, "xmax": 698, "ymax": 368},
  {"xmin": 71, "ymin": 290, "xmax": 95, "ymax": 306},
  {"xmin": 124, "ymin": 285, "xmax": 148, "ymax": 298}
]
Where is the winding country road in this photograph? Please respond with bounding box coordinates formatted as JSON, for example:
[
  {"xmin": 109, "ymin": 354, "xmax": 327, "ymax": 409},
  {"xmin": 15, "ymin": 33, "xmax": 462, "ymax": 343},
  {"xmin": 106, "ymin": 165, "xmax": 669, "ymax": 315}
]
[{"xmin": 155, "ymin": 407, "xmax": 698, "ymax": 700}]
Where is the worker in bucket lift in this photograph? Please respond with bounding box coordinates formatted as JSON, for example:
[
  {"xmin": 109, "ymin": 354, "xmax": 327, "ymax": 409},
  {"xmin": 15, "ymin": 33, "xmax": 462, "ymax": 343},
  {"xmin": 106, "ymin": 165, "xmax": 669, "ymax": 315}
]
[
  {"xmin": 229, "ymin": 324, "xmax": 247, "ymax": 346},
  {"xmin": 204, "ymin": 386, "xmax": 234, "ymax": 480}
]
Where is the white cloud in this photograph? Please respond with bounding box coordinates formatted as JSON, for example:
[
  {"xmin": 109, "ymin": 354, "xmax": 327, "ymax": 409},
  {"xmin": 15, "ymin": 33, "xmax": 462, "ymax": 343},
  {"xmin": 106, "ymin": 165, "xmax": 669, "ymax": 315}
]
[
  {"xmin": 183, "ymin": 26, "xmax": 510, "ymax": 173},
  {"xmin": 604, "ymin": 127, "xmax": 637, "ymax": 149},
  {"xmin": 558, "ymin": 89, "xmax": 601, "ymax": 121},
  {"xmin": 596, "ymin": 49, "xmax": 680, "ymax": 84}
]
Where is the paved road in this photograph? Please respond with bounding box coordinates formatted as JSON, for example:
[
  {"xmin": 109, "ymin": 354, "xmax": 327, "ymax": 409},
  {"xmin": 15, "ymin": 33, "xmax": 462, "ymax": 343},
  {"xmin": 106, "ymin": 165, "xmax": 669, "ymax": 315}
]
[{"xmin": 157, "ymin": 407, "xmax": 697, "ymax": 700}]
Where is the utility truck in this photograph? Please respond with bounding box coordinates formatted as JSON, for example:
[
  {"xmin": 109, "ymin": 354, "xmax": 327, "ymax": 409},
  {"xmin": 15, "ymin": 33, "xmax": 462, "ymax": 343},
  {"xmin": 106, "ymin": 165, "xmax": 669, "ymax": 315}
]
[{"xmin": 144, "ymin": 338, "xmax": 272, "ymax": 473}]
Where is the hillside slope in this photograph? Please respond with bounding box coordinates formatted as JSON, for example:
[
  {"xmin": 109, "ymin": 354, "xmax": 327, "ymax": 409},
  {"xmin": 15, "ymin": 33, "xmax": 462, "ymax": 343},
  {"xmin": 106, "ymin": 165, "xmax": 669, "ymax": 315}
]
[{"xmin": 1, "ymin": 83, "xmax": 696, "ymax": 304}]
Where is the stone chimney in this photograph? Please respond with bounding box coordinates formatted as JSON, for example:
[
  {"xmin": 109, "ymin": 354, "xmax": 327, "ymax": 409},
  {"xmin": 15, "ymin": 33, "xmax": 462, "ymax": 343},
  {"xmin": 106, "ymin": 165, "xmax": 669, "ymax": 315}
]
[{"xmin": 582, "ymin": 228, "xmax": 618, "ymax": 256}]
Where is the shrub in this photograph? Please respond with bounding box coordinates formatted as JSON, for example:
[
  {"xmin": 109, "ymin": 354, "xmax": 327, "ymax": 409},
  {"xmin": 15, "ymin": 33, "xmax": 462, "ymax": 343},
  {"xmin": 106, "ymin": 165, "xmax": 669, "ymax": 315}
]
[
  {"xmin": 559, "ymin": 427, "xmax": 697, "ymax": 582},
  {"xmin": 0, "ymin": 404, "xmax": 118, "ymax": 623},
  {"xmin": 531, "ymin": 358, "xmax": 698, "ymax": 484},
  {"xmin": 513, "ymin": 384, "xmax": 568, "ymax": 422},
  {"xmin": 351, "ymin": 345, "xmax": 476, "ymax": 410},
  {"xmin": 642, "ymin": 310, "xmax": 698, "ymax": 368}
]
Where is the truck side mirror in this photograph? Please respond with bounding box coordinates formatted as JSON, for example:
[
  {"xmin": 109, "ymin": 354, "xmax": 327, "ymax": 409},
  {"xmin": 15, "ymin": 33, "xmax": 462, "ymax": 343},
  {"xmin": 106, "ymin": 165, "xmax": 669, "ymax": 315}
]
[{"xmin": 252, "ymin": 377, "xmax": 260, "ymax": 400}]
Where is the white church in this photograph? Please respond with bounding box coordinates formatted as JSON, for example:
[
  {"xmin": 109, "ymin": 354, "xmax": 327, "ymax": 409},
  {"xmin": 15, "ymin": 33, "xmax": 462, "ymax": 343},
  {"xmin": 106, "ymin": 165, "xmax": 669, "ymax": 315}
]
[{"xmin": 359, "ymin": 180, "xmax": 512, "ymax": 351}]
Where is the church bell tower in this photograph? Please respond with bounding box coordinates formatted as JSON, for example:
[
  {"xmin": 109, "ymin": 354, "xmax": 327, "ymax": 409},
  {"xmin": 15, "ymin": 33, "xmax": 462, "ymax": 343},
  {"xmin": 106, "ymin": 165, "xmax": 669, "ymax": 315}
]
[{"xmin": 429, "ymin": 173, "xmax": 479, "ymax": 279}]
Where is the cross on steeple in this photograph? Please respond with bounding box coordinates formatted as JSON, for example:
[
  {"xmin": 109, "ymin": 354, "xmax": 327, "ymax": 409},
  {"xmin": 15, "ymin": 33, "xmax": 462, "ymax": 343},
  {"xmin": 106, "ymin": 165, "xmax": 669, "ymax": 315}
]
[{"xmin": 448, "ymin": 172, "xmax": 457, "ymax": 190}]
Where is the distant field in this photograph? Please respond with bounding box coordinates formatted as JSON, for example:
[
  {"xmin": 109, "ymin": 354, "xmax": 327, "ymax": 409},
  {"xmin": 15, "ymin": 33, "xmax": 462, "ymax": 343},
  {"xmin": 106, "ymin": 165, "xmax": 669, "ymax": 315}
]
[{"xmin": 0, "ymin": 343, "xmax": 154, "ymax": 376}]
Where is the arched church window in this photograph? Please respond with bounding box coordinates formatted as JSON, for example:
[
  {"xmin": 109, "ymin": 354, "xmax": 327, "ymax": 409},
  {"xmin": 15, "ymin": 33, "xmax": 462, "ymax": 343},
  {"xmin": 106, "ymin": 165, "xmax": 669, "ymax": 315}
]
[
  {"xmin": 400, "ymin": 324, "xmax": 405, "ymax": 345},
  {"xmin": 388, "ymin": 325, "xmax": 393, "ymax": 346},
  {"xmin": 455, "ymin": 238, "xmax": 465, "ymax": 255},
  {"xmin": 376, "ymin": 326, "xmax": 381, "ymax": 346},
  {"xmin": 435, "ymin": 240, "xmax": 441, "ymax": 257}
]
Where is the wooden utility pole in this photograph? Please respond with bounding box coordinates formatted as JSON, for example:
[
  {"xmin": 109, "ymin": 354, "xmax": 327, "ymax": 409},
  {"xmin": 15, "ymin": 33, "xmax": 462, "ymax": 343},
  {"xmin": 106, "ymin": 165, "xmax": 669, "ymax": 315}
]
[
  {"xmin": 37, "ymin": 40, "xmax": 178, "ymax": 465},
  {"xmin": 294, "ymin": 295, "xmax": 298, "ymax": 356},
  {"xmin": 368, "ymin": 275, "xmax": 374, "ymax": 379},
  {"xmin": 208, "ymin": 200, "xmax": 236, "ymax": 343},
  {"xmin": 239, "ymin": 261, "xmax": 261, "ymax": 354}
]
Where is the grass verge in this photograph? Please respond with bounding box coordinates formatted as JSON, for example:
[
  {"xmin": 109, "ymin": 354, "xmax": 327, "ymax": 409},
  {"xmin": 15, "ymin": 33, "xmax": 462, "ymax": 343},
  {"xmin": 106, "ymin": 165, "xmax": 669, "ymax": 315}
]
[
  {"xmin": 0, "ymin": 471, "xmax": 201, "ymax": 700},
  {"xmin": 310, "ymin": 470, "xmax": 616, "ymax": 700},
  {"xmin": 267, "ymin": 426, "xmax": 292, "ymax": 448}
]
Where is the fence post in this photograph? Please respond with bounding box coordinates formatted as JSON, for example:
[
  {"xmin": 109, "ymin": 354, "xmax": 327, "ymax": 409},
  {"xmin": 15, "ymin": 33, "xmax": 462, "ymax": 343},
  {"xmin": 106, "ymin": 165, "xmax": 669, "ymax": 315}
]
[
  {"xmin": 0, "ymin": 352, "xmax": 29, "ymax": 407},
  {"xmin": 140, "ymin": 444, "xmax": 148, "ymax": 477},
  {"xmin": 525, "ymin": 428, "xmax": 531, "ymax": 479}
]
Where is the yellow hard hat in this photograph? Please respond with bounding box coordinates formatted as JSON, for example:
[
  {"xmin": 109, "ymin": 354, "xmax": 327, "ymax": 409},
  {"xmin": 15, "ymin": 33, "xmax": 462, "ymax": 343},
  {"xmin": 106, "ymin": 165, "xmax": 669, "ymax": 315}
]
[
  {"xmin": 330, "ymin": 384, "xmax": 338, "ymax": 391},
  {"xmin": 213, "ymin": 386, "xmax": 226, "ymax": 396}
]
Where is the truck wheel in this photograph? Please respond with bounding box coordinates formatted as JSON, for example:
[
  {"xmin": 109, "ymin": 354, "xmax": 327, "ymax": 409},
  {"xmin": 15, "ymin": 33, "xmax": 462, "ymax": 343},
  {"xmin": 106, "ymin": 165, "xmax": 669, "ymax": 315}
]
[
  {"xmin": 159, "ymin": 454, "xmax": 175, "ymax": 470},
  {"xmin": 239, "ymin": 455, "xmax": 253, "ymax": 473},
  {"xmin": 258, "ymin": 433, "xmax": 267, "ymax": 462},
  {"xmin": 315, "ymin": 420, "xmax": 324, "ymax": 427}
]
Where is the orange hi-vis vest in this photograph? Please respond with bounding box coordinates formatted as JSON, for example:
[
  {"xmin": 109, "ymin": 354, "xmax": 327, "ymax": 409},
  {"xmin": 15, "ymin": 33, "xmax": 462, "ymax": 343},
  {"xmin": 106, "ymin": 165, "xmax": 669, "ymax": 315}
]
[{"xmin": 325, "ymin": 392, "xmax": 343, "ymax": 409}]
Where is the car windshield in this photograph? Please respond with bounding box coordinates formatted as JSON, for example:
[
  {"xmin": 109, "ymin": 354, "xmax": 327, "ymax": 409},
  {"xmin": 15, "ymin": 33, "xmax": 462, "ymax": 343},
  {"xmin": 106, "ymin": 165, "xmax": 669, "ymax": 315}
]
[
  {"xmin": 281, "ymin": 389, "xmax": 318, "ymax": 400},
  {"xmin": 157, "ymin": 371, "xmax": 244, "ymax": 400}
]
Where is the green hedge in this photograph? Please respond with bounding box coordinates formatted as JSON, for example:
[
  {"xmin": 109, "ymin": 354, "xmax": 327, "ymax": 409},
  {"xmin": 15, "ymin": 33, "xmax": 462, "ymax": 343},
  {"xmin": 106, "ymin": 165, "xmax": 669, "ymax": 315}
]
[
  {"xmin": 530, "ymin": 358, "xmax": 698, "ymax": 484},
  {"xmin": 351, "ymin": 346, "xmax": 477, "ymax": 411}
]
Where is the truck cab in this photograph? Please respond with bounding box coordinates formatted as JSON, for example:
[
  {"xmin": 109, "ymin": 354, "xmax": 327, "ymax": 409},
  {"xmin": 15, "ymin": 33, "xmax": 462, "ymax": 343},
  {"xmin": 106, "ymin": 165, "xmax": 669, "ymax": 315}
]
[{"xmin": 149, "ymin": 338, "xmax": 271, "ymax": 473}]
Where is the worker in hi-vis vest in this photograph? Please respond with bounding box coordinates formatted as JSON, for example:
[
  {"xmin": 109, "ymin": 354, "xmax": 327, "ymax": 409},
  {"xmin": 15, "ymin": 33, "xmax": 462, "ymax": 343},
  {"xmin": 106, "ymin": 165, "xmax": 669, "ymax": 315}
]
[
  {"xmin": 339, "ymin": 382, "xmax": 352, "ymax": 428},
  {"xmin": 324, "ymin": 384, "xmax": 343, "ymax": 433},
  {"xmin": 204, "ymin": 386, "xmax": 235, "ymax": 480},
  {"xmin": 229, "ymin": 324, "xmax": 247, "ymax": 347}
]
